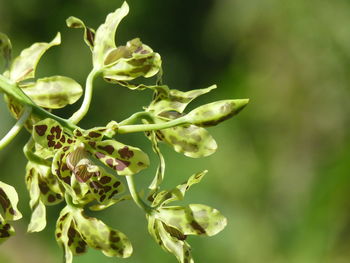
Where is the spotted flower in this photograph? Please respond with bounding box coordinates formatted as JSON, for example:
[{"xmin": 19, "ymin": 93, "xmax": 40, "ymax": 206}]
[
  {"xmin": 66, "ymin": 2, "xmax": 161, "ymax": 82},
  {"xmin": 55, "ymin": 206, "xmax": 132, "ymax": 263},
  {"xmin": 147, "ymin": 171, "xmax": 227, "ymax": 263},
  {"xmin": 25, "ymin": 161, "xmax": 64, "ymax": 233},
  {"xmin": 32, "ymin": 118, "xmax": 149, "ymax": 205},
  {"xmin": 0, "ymin": 181, "xmax": 22, "ymax": 244}
]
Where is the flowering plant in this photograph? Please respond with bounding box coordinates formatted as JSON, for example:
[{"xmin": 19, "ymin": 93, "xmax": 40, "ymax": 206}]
[{"xmin": 0, "ymin": 2, "xmax": 248, "ymax": 262}]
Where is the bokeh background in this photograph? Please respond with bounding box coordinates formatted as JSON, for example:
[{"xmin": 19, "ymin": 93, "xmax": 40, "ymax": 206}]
[{"xmin": 1, "ymin": 0, "xmax": 350, "ymax": 262}]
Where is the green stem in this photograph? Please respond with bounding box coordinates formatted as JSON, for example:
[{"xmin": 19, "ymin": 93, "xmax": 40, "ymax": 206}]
[
  {"xmin": 0, "ymin": 74, "xmax": 77, "ymax": 131},
  {"xmin": 23, "ymin": 137, "xmax": 51, "ymax": 166},
  {"xmin": 69, "ymin": 68, "xmax": 100, "ymax": 124},
  {"xmin": 118, "ymin": 116, "xmax": 189, "ymax": 134},
  {"xmin": 126, "ymin": 175, "xmax": 152, "ymax": 213},
  {"xmin": 119, "ymin": 111, "xmax": 153, "ymax": 126},
  {"xmin": 0, "ymin": 106, "xmax": 32, "ymax": 150}
]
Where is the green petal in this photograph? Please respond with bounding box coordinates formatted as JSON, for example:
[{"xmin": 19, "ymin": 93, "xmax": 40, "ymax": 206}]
[
  {"xmin": 158, "ymin": 124, "xmax": 217, "ymax": 158},
  {"xmin": 73, "ymin": 209, "xmax": 133, "ymax": 258},
  {"xmin": 87, "ymin": 167, "xmax": 125, "ymax": 204},
  {"xmin": 89, "ymin": 195, "xmax": 131, "ymax": 211},
  {"xmin": 27, "ymin": 200, "xmax": 46, "ymax": 233},
  {"xmin": 103, "ymin": 38, "xmax": 161, "ymax": 82},
  {"xmin": 186, "ymin": 99, "xmax": 249, "ymax": 127},
  {"xmin": 55, "ymin": 208, "xmax": 74, "ymax": 263},
  {"xmin": 0, "ymin": 181, "xmax": 22, "ymax": 221},
  {"xmin": 73, "ymin": 121, "xmax": 118, "ymax": 142},
  {"xmin": 90, "ymin": 139, "xmax": 149, "ymax": 176},
  {"xmin": 33, "ymin": 118, "xmax": 74, "ymax": 151},
  {"xmin": 154, "ymin": 218, "xmax": 194, "ymax": 263},
  {"xmin": 155, "ymin": 204, "xmax": 227, "ymax": 237},
  {"xmin": 93, "ymin": 1, "xmax": 129, "ymax": 67},
  {"xmin": 0, "ymin": 215, "xmax": 15, "ymax": 244},
  {"xmin": 0, "ymin": 32, "xmax": 12, "ymax": 73},
  {"xmin": 148, "ymin": 85, "xmax": 216, "ymax": 115},
  {"xmin": 21, "ymin": 76, "xmax": 83, "ymax": 109},
  {"xmin": 9, "ymin": 33, "xmax": 61, "ymax": 82},
  {"xmin": 66, "ymin": 16, "xmax": 95, "ymax": 50},
  {"xmin": 148, "ymin": 131, "xmax": 165, "ymax": 195},
  {"xmin": 152, "ymin": 170, "xmax": 207, "ymax": 207}
]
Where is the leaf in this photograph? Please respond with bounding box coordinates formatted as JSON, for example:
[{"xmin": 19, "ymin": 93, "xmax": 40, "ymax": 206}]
[
  {"xmin": 93, "ymin": 1, "xmax": 129, "ymax": 67},
  {"xmin": 155, "ymin": 204, "xmax": 227, "ymax": 237},
  {"xmin": 89, "ymin": 139, "xmax": 150, "ymax": 176},
  {"xmin": 186, "ymin": 99, "xmax": 249, "ymax": 127},
  {"xmin": 21, "ymin": 76, "xmax": 83, "ymax": 109},
  {"xmin": 158, "ymin": 123, "xmax": 217, "ymax": 158},
  {"xmin": 152, "ymin": 170, "xmax": 207, "ymax": 207},
  {"xmin": 148, "ymin": 85, "xmax": 217, "ymax": 115},
  {"xmin": 9, "ymin": 33, "xmax": 61, "ymax": 82},
  {"xmin": 73, "ymin": 209, "xmax": 133, "ymax": 258},
  {"xmin": 66, "ymin": 16, "xmax": 95, "ymax": 50},
  {"xmin": 0, "ymin": 32, "xmax": 12, "ymax": 73},
  {"xmin": 0, "ymin": 215, "xmax": 15, "ymax": 244},
  {"xmin": 102, "ymin": 38, "xmax": 162, "ymax": 81},
  {"xmin": 0, "ymin": 181, "xmax": 22, "ymax": 221}
]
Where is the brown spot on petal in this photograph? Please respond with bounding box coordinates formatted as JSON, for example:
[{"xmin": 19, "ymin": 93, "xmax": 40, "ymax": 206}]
[
  {"xmin": 106, "ymin": 158, "xmax": 114, "ymax": 168},
  {"xmin": 88, "ymin": 131, "xmax": 101, "ymax": 138},
  {"xmin": 97, "ymin": 145, "xmax": 114, "ymax": 155},
  {"xmin": 95, "ymin": 152, "xmax": 105, "ymax": 159},
  {"xmin": 35, "ymin": 125, "xmax": 47, "ymax": 136},
  {"xmin": 118, "ymin": 146, "xmax": 134, "ymax": 159},
  {"xmin": 100, "ymin": 176, "xmax": 111, "ymax": 184},
  {"xmin": 114, "ymin": 159, "xmax": 130, "ymax": 171}
]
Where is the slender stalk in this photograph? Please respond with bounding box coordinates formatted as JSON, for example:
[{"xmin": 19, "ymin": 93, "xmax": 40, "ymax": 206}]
[
  {"xmin": 126, "ymin": 175, "xmax": 152, "ymax": 213},
  {"xmin": 0, "ymin": 74, "xmax": 78, "ymax": 131},
  {"xmin": 118, "ymin": 116, "xmax": 189, "ymax": 134},
  {"xmin": 23, "ymin": 137, "xmax": 51, "ymax": 166},
  {"xmin": 119, "ymin": 111, "xmax": 153, "ymax": 126},
  {"xmin": 69, "ymin": 68, "xmax": 100, "ymax": 124},
  {"xmin": 0, "ymin": 106, "xmax": 32, "ymax": 150}
]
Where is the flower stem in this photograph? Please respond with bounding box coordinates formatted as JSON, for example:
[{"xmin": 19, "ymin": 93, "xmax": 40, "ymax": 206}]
[
  {"xmin": 119, "ymin": 111, "xmax": 154, "ymax": 126},
  {"xmin": 126, "ymin": 175, "xmax": 152, "ymax": 213},
  {"xmin": 0, "ymin": 106, "xmax": 32, "ymax": 150},
  {"xmin": 118, "ymin": 116, "xmax": 189, "ymax": 134},
  {"xmin": 69, "ymin": 68, "xmax": 100, "ymax": 124}
]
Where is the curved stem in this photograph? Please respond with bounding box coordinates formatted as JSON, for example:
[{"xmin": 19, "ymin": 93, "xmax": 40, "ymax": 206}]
[
  {"xmin": 0, "ymin": 74, "xmax": 78, "ymax": 131},
  {"xmin": 126, "ymin": 175, "xmax": 152, "ymax": 213},
  {"xmin": 119, "ymin": 111, "xmax": 153, "ymax": 126},
  {"xmin": 69, "ymin": 68, "xmax": 100, "ymax": 124},
  {"xmin": 118, "ymin": 116, "xmax": 189, "ymax": 134},
  {"xmin": 0, "ymin": 106, "xmax": 32, "ymax": 150},
  {"xmin": 23, "ymin": 137, "xmax": 51, "ymax": 166}
]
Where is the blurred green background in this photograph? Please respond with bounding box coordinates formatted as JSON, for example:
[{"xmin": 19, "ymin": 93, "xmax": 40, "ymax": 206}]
[{"xmin": 1, "ymin": 0, "xmax": 350, "ymax": 262}]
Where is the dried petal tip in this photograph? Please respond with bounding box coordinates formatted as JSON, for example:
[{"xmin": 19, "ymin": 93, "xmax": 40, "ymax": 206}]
[{"xmin": 186, "ymin": 98, "xmax": 249, "ymax": 127}]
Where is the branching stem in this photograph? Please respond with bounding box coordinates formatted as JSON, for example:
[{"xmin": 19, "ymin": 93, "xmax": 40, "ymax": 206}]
[
  {"xmin": 118, "ymin": 116, "xmax": 189, "ymax": 134},
  {"xmin": 0, "ymin": 106, "xmax": 32, "ymax": 150},
  {"xmin": 126, "ymin": 175, "xmax": 152, "ymax": 213}
]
